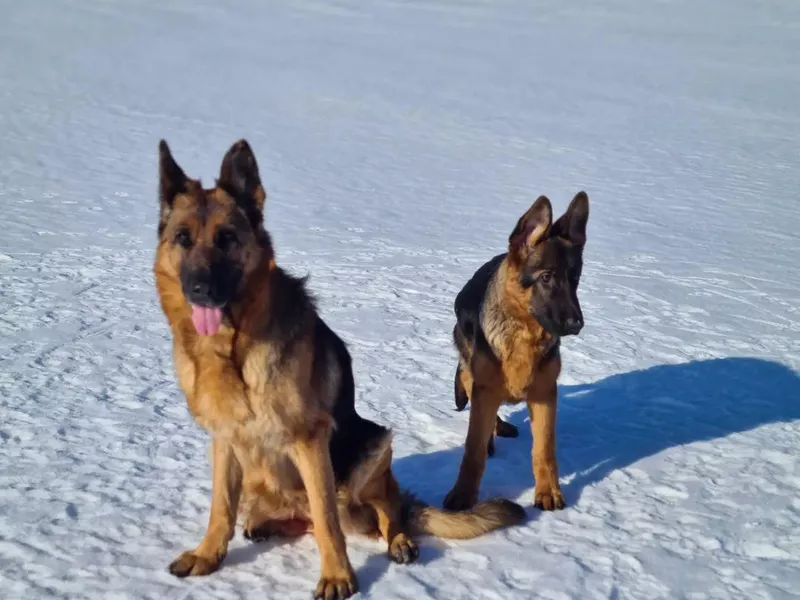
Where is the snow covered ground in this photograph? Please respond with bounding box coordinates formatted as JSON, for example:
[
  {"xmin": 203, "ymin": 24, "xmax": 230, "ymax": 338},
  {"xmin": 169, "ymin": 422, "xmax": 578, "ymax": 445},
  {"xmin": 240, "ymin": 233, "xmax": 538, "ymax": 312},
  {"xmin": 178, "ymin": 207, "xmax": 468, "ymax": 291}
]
[{"xmin": 1, "ymin": 0, "xmax": 799, "ymax": 598}]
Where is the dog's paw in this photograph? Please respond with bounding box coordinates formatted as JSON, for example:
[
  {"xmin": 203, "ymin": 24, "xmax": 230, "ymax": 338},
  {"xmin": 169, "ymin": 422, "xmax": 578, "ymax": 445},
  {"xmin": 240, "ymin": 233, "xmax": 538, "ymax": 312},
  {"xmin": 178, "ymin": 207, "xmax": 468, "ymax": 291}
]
[
  {"xmin": 168, "ymin": 550, "xmax": 224, "ymax": 577},
  {"xmin": 533, "ymin": 487, "xmax": 565, "ymax": 511},
  {"xmin": 314, "ymin": 570, "xmax": 358, "ymax": 600},
  {"xmin": 443, "ymin": 487, "xmax": 478, "ymax": 512},
  {"xmin": 495, "ymin": 418, "xmax": 519, "ymax": 438},
  {"xmin": 388, "ymin": 534, "xmax": 419, "ymax": 565},
  {"xmin": 243, "ymin": 525, "xmax": 271, "ymax": 543}
]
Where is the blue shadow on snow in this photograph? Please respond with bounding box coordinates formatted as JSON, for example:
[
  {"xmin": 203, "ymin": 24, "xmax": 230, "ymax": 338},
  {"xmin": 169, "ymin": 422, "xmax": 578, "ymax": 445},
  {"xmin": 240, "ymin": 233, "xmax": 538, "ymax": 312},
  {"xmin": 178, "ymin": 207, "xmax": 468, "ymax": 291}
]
[{"xmin": 393, "ymin": 357, "xmax": 800, "ymax": 508}]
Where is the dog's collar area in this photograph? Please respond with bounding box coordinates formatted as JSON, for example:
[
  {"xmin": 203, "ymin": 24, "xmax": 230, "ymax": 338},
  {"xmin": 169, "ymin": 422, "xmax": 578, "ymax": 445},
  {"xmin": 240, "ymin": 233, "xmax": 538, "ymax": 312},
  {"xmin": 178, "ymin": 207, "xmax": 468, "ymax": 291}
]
[{"xmin": 542, "ymin": 335, "xmax": 560, "ymax": 359}]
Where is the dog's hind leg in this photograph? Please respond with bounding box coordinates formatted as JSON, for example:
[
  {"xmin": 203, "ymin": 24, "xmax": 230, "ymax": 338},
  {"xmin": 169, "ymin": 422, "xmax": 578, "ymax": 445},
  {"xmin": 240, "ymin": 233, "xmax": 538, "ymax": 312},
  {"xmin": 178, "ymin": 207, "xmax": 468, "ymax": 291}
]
[
  {"xmin": 243, "ymin": 492, "xmax": 311, "ymax": 542},
  {"xmin": 365, "ymin": 472, "xmax": 419, "ymax": 565},
  {"xmin": 488, "ymin": 415, "xmax": 520, "ymax": 457},
  {"xmin": 454, "ymin": 364, "xmax": 470, "ymax": 411},
  {"xmin": 495, "ymin": 416, "xmax": 519, "ymax": 438},
  {"xmin": 349, "ymin": 433, "xmax": 419, "ymax": 564},
  {"xmin": 453, "ymin": 323, "xmax": 474, "ymax": 413}
]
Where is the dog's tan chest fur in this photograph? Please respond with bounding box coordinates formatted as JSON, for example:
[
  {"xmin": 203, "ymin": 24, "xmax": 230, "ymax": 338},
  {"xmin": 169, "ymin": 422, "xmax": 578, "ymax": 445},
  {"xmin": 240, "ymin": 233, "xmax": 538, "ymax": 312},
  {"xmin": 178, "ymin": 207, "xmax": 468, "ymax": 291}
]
[
  {"xmin": 479, "ymin": 261, "xmax": 554, "ymax": 400},
  {"xmin": 173, "ymin": 328, "xmax": 311, "ymax": 504},
  {"xmin": 173, "ymin": 327, "xmax": 299, "ymax": 454}
]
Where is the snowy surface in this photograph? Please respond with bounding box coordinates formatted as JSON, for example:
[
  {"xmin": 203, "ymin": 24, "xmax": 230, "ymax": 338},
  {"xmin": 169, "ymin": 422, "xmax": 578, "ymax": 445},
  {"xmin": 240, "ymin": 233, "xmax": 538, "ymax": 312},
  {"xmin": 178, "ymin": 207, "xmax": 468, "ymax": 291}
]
[{"xmin": 1, "ymin": 0, "xmax": 799, "ymax": 598}]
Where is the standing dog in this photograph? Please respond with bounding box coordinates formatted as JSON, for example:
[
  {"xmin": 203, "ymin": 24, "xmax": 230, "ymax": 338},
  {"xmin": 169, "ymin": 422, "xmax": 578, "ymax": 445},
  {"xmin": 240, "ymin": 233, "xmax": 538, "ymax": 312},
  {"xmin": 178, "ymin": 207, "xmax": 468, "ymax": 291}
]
[
  {"xmin": 153, "ymin": 140, "xmax": 525, "ymax": 599},
  {"xmin": 443, "ymin": 193, "xmax": 589, "ymax": 512}
]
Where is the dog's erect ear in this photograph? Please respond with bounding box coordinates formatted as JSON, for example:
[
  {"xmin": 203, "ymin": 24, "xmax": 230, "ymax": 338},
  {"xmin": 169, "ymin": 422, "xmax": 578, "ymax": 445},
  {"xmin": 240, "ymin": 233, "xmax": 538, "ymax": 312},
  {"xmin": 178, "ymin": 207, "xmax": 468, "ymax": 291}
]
[
  {"xmin": 159, "ymin": 140, "xmax": 187, "ymax": 208},
  {"xmin": 509, "ymin": 195, "xmax": 553, "ymax": 255},
  {"xmin": 158, "ymin": 140, "xmax": 188, "ymax": 236},
  {"xmin": 218, "ymin": 140, "xmax": 266, "ymax": 214},
  {"xmin": 552, "ymin": 191, "xmax": 589, "ymax": 246}
]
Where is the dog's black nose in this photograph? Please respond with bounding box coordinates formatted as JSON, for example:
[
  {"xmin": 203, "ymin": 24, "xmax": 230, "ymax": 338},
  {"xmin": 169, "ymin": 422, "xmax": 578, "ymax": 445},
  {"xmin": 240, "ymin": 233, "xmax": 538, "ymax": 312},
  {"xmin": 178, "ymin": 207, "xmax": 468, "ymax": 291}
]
[
  {"xmin": 563, "ymin": 318, "xmax": 583, "ymax": 335},
  {"xmin": 185, "ymin": 274, "xmax": 215, "ymax": 305},
  {"xmin": 191, "ymin": 281, "xmax": 210, "ymax": 297}
]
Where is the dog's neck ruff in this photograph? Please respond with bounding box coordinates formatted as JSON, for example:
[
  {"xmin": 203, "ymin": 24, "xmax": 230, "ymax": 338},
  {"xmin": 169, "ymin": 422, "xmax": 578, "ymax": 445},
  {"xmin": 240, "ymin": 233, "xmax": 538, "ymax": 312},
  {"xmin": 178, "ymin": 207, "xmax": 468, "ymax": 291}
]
[{"xmin": 227, "ymin": 256, "xmax": 276, "ymax": 329}]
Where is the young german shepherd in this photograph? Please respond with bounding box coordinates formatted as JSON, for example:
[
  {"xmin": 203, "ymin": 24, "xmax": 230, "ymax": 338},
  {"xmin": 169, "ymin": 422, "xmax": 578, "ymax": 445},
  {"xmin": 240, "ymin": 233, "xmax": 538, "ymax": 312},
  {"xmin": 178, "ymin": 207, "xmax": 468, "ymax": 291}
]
[
  {"xmin": 153, "ymin": 140, "xmax": 525, "ymax": 599},
  {"xmin": 443, "ymin": 193, "xmax": 589, "ymax": 513}
]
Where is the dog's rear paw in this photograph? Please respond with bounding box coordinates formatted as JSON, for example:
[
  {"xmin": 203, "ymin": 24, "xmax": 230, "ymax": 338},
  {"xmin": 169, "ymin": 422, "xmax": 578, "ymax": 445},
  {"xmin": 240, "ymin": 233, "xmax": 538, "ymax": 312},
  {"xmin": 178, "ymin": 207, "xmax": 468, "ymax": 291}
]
[
  {"xmin": 495, "ymin": 417, "xmax": 519, "ymax": 438},
  {"xmin": 534, "ymin": 488, "xmax": 565, "ymax": 511},
  {"xmin": 314, "ymin": 570, "xmax": 358, "ymax": 599},
  {"xmin": 243, "ymin": 525, "xmax": 271, "ymax": 543},
  {"xmin": 388, "ymin": 534, "xmax": 419, "ymax": 564},
  {"xmin": 168, "ymin": 550, "xmax": 224, "ymax": 577}
]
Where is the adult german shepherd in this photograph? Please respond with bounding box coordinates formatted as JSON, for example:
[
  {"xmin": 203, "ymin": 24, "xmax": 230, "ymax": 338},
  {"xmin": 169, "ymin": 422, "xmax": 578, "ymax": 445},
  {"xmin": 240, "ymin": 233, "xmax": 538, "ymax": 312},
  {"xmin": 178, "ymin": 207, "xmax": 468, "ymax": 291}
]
[
  {"xmin": 153, "ymin": 140, "xmax": 525, "ymax": 599},
  {"xmin": 443, "ymin": 193, "xmax": 589, "ymax": 513}
]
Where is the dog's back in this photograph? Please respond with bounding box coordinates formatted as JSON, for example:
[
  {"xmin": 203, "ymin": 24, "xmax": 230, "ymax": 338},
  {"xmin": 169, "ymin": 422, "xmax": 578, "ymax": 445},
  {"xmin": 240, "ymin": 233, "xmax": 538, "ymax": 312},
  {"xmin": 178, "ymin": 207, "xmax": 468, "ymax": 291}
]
[{"xmin": 454, "ymin": 253, "xmax": 506, "ymax": 346}]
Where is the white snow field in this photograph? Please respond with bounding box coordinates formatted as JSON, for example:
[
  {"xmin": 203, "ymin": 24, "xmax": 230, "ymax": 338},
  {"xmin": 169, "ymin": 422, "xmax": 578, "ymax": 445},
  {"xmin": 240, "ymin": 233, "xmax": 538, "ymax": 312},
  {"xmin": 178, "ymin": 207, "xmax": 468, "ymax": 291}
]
[{"xmin": 1, "ymin": 0, "xmax": 799, "ymax": 598}]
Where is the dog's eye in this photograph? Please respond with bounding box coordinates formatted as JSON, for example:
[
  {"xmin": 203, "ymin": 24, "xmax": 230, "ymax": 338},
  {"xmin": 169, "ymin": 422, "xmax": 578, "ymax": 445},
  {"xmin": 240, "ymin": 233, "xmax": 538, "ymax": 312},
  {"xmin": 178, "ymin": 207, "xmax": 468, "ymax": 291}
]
[
  {"xmin": 539, "ymin": 271, "xmax": 553, "ymax": 284},
  {"xmin": 215, "ymin": 230, "xmax": 239, "ymax": 251},
  {"xmin": 174, "ymin": 229, "xmax": 193, "ymax": 249}
]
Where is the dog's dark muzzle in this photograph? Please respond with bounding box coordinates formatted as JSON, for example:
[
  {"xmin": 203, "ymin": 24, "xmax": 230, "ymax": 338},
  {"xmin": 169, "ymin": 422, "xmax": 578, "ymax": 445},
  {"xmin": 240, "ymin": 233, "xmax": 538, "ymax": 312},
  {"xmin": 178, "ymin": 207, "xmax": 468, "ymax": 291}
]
[
  {"xmin": 182, "ymin": 269, "xmax": 228, "ymax": 308},
  {"xmin": 561, "ymin": 317, "xmax": 584, "ymax": 336}
]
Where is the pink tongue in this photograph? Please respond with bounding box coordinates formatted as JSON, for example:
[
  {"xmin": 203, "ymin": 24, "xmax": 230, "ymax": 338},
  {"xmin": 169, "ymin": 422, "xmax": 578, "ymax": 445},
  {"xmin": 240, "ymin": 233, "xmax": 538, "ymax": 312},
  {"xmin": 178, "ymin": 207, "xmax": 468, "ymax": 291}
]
[{"xmin": 191, "ymin": 305, "xmax": 223, "ymax": 336}]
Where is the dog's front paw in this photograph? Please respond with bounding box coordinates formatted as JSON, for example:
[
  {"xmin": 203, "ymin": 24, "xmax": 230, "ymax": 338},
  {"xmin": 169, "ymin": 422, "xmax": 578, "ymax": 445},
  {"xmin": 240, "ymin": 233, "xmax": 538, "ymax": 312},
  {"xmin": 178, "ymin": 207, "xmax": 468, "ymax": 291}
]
[
  {"xmin": 443, "ymin": 487, "xmax": 478, "ymax": 512},
  {"xmin": 388, "ymin": 534, "xmax": 419, "ymax": 564},
  {"xmin": 314, "ymin": 569, "xmax": 358, "ymax": 600},
  {"xmin": 168, "ymin": 549, "xmax": 225, "ymax": 577},
  {"xmin": 533, "ymin": 487, "xmax": 565, "ymax": 511}
]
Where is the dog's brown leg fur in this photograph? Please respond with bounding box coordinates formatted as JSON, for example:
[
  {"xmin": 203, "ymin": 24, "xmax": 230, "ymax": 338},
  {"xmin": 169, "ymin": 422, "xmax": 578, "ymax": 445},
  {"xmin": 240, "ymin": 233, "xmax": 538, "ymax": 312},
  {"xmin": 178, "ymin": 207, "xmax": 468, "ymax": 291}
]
[
  {"xmin": 169, "ymin": 439, "xmax": 243, "ymax": 577},
  {"xmin": 289, "ymin": 432, "xmax": 357, "ymax": 599},
  {"xmin": 444, "ymin": 352, "xmax": 505, "ymax": 511},
  {"xmin": 364, "ymin": 472, "xmax": 418, "ymax": 564},
  {"xmin": 527, "ymin": 362, "xmax": 564, "ymax": 510}
]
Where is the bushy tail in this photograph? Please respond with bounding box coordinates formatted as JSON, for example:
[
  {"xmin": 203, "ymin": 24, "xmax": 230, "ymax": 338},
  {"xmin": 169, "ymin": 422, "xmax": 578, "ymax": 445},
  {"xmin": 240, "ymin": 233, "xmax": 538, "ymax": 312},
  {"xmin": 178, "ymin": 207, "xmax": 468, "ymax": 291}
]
[{"xmin": 402, "ymin": 493, "xmax": 526, "ymax": 540}]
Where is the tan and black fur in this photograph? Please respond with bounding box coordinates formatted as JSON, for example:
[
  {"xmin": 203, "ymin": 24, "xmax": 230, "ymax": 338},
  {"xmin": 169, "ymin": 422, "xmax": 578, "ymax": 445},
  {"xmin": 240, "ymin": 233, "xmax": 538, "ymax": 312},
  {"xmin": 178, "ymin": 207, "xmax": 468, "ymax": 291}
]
[
  {"xmin": 154, "ymin": 140, "xmax": 525, "ymax": 599},
  {"xmin": 443, "ymin": 193, "xmax": 589, "ymax": 513}
]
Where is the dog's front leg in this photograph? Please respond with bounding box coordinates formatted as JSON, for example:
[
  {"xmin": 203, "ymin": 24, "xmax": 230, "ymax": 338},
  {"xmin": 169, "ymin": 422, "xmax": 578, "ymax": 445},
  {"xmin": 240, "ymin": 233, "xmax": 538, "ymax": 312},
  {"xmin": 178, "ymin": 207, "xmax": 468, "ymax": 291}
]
[
  {"xmin": 289, "ymin": 431, "xmax": 357, "ymax": 600},
  {"xmin": 527, "ymin": 381, "xmax": 565, "ymax": 511},
  {"xmin": 443, "ymin": 386, "xmax": 502, "ymax": 511},
  {"xmin": 169, "ymin": 437, "xmax": 243, "ymax": 576},
  {"xmin": 444, "ymin": 350, "xmax": 505, "ymax": 511}
]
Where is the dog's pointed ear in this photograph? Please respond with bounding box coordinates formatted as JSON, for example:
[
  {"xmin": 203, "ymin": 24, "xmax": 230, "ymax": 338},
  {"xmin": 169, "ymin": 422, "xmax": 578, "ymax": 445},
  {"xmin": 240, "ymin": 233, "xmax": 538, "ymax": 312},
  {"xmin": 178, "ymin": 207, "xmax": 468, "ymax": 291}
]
[
  {"xmin": 509, "ymin": 195, "xmax": 553, "ymax": 255},
  {"xmin": 159, "ymin": 139, "xmax": 187, "ymax": 207},
  {"xmin": 158, "ymin": 140, "xmax": 187, "ymax": 235},
  {"xmin": 552, "ymin": 191, "xmax": 589, "ymax": 246},
  {"xmin": 218, "ymin": 139, "xmax": 266, "ymax": 213}
]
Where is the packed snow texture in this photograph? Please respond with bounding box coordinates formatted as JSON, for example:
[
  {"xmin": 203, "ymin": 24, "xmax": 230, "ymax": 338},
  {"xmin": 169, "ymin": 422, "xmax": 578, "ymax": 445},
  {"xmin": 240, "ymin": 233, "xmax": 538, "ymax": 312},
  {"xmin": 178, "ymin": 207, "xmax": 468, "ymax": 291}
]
[{"xmin": 1, "ymin": 0, "xmax": 799, "ymax": 598}]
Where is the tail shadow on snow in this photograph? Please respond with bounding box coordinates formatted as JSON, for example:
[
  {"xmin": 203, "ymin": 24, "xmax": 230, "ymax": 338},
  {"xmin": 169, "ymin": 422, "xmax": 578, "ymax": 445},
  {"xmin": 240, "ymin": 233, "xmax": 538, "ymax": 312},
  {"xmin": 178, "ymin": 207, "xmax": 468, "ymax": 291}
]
[{"xmin": 393, "ymin": 357, "xmax": 800, "ymax": 511}]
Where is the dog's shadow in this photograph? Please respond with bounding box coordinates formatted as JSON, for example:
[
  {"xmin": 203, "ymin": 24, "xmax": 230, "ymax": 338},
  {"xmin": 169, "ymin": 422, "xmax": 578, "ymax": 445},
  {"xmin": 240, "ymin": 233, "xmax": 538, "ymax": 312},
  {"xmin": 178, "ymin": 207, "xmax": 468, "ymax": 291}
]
[{"xmin": 393, "ymin": 357, "xmax": 800, "ymax": 508}]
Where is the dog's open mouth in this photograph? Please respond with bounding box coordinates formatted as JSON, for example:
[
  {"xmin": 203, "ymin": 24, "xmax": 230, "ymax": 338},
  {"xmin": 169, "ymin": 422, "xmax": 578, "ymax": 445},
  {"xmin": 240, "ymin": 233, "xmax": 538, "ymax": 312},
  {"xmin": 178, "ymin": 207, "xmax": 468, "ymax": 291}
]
[{"xmin": 191, "ymin": 304, "xmax": 224, "ymax": 336}]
